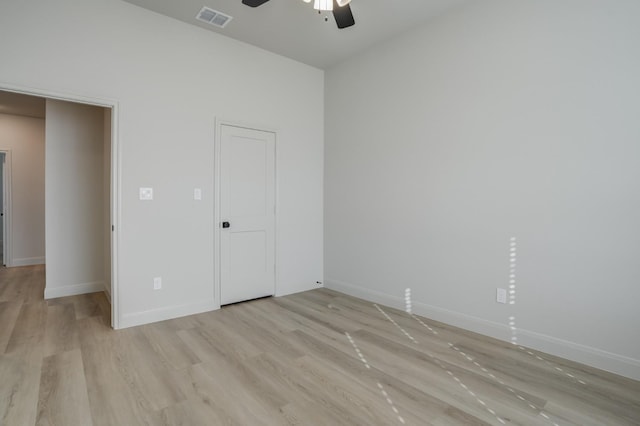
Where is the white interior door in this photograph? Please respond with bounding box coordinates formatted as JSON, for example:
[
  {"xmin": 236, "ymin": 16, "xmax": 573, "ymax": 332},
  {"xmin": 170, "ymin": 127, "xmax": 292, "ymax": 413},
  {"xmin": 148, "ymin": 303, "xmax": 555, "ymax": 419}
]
[{"xmin": 220, "ymin": 125, "xmax": 275, "ymax": 305}]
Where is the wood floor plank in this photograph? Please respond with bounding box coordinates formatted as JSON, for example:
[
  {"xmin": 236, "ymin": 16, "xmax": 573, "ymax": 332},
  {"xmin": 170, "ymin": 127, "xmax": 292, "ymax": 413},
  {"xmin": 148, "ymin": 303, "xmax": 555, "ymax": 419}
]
[
  {"xmin": 243, "ymin": 299, "xmax": 299, "ymax": 333},
  {"xmin": 293, "ymin": 353, "xmax": 428, "ymax": 425},
  {"xmin": 0, "ymin": 333, "xmax": 43, "ymax": 426},
  {"xmin": 184, "ymin": 361, "xmax": 289, "ymax": 425},
  {"xmin": 140, "ymin": 321, "xmax": 202, "ymax": 370},
  {"xmin": 192, "ymin": 315, "xmax": 265, "ymax": 361},
  {"xmin": 92, "ymin": 292, "xmax": 112, "ymax": 324},
  {"xmin": 0, "ymin": 300, "xmax": 22, "ymax": 354},
  {"xmin": 5, "ymin": 301, "xmax": 47, "ymax": 354},
  {"xmin": 272, "ymin": 296, "xmax": 361, "ymax": 335},
  {"xmin": 78, "ymin": 316, "xmax": 163, "ymax": 426},
  {"xmin": 36, "ymin": 349, "xmax": 93, "ymax": 426},
  {"xmin": 451, "ymin": 340, "xmax": 640, "ymax": 423},
  {"xmin": 284, "ymin": 329, "xmax": 490, "ymax": 425},
  {"xmin": 216, "ymin": 303, "xmax": 306, "ymax": 362},
  {"xmin": 251, "ymin": 298, "xmax": 364, "ymax": 359},
  {"xmin": 242, "ymin": 352, "xmax": 357, "ymax": 425},
  {"xmin": 177, "ymin": 329, "xmax": 292, "ymax": 413},
  {"xmin": 321, "ymin": 290, "xmax": 640, "ymax": 422},
  {"xmin": 24, "ymin": 266, "xmax": 46, "ymax": 303},
  {"xmin": 158, "ymin": 397, "xmax": 238, "ymax": 426},
  {"xmin": 43, "ymin": 303, "xmax": 79, "ymax": 357},
  {"xmin": 352, "ymin": 327, "xmax": 568, "ymax": 425},
  {"xmin": 1, "ymin": 265, "xmax": 639, "ymax": 425},
  {"xmin": 279, "ymin": 401, "xmax": 349, "ymax": 426},
  {"xmin": 0, "ymin": 265, "xmax": 44, "ymax": 303},
  {"xmin": 117, "ymin": 326, "xmax": 190, "ymax": 411}
]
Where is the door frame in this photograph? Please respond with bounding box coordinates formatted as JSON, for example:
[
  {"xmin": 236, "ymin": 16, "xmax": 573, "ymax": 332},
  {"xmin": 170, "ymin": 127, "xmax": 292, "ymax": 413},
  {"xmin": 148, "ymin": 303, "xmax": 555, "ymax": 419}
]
[
  {"xmin": 0, "ymin": 82, "xmax": 122, "ymax": 329},
  {"xmin": 214, "ymin": 120, "xmax": 279, "ymax": 308},
  {"xmin": 0, "ymin": 150, "xmax": 12, "ymax": 267}
]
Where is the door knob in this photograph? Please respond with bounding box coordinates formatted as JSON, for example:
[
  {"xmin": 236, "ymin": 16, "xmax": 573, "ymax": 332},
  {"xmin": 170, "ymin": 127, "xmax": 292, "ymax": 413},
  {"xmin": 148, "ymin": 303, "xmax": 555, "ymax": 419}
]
[{"xmin": 222, "ymin": 221, "xmax": 230, "ymax": 228}]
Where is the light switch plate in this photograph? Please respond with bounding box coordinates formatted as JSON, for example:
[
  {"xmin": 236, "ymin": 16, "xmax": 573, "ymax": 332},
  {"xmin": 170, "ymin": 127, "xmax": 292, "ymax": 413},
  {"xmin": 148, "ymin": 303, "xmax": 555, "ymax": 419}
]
[
  {"xmin": 140, "ymin": 187, "xmax": 153, "ymax": 200},
  {"xmin": 194, "ymin": 188, "xmax": 202, "ymax": 200}
]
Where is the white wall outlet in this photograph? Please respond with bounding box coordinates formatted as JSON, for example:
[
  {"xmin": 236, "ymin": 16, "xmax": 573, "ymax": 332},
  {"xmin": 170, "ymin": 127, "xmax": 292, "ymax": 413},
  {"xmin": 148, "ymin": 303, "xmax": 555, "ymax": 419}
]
[
  {"xmin": 153, "ymin": 277, "xmax": 162, "ymax": 290},
  {"xmin": 140, "ymin": 187, "xmax": 153, "ymax": 200},
  {"xmin": 194, "ymin": 188, "xmax": 202, "ymax": 200},
  {"xmin": 496, "ymin": 288, "xmax": 507, "ymax": 304}
]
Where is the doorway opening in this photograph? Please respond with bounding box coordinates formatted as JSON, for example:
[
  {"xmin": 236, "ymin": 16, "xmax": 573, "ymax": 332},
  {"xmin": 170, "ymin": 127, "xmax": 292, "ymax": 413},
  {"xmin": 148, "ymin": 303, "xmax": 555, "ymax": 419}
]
[{"xmin": 0, "ymin": 86, "xmax": 119, "ymax": 328}]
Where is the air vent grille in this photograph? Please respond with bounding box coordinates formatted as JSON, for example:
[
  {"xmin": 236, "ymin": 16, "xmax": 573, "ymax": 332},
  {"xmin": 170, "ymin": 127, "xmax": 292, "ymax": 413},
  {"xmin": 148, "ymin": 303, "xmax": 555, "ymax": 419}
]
[{"xmin": 196, "ymin": 6, "xmax": 232, "ymax": 28}]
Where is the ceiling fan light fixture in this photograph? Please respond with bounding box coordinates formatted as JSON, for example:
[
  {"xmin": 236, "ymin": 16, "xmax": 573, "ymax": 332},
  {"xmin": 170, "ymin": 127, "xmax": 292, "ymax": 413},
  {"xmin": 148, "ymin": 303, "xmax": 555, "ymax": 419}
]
[
  {"xmin": 313, "ymin": 0, "xmax": 333, "ymax": 11},
  {"xmin": 336, "ymin": 0, "xmax": 352, "ymax": 6}
]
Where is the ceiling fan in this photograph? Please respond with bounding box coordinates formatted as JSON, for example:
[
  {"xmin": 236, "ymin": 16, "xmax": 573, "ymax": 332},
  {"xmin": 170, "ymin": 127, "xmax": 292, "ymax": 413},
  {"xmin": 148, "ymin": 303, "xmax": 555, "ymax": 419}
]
[{"xmin": 242, "ymin": 0, "xmax": 355, "ymax": 29}]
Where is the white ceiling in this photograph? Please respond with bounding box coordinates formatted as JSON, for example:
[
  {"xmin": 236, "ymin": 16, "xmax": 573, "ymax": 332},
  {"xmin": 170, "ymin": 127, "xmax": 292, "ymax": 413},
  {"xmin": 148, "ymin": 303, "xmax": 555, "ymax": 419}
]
[
  {"xmin": 0, "ymin": 90, "xmax": 46, "ymax": 119},
  {"xmin": 122, "ymin": 0, "xmax": 469, "ymax": 69}
]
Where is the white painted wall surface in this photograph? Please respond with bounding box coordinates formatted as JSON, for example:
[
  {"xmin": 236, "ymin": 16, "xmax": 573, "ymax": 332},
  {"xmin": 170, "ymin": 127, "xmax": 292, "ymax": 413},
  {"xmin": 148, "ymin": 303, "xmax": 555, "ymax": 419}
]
[
  {"xmin": 325, "ymin": 0, "xmax": 640, "ymax": 379},
  {"xmin": 45, "ymin": 99, "xmax": 106, "ymax": 299},
  {"xmin": 0, "ymin": 0, "xmax": 323, "ymax": 326},
  {"xmin": 0, "ymin": 114, "xmax": 45, "ymax": 266}
]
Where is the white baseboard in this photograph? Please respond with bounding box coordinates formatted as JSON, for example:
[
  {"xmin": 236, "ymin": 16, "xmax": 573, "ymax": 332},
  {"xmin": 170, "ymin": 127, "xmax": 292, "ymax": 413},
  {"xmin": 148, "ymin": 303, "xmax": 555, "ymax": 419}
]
[
  {"xmin": 44, "ymin": 281, "xmax": 104, "ymax": 299},
  {"xmin": 118, "ymin": 299, "xmax": 218, "ymax": 329},
  {"xmin": 12, "ymin": 256, "xmax": 45, "ymax": 267},
  {"xmin": 325, "ymin": 278, "xmax": 640, "ymax": 381}
]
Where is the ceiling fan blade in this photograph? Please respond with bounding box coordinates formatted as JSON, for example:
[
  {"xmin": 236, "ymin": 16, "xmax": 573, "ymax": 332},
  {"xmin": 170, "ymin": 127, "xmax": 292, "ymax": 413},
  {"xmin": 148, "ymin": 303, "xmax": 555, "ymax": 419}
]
[
  {"xmin": 242, "ymin": 0, "xmax": 271, "ymax": 7},
  {"xmin": 332, "ymin": 1, "xmax": 355, "ymax": 29}
]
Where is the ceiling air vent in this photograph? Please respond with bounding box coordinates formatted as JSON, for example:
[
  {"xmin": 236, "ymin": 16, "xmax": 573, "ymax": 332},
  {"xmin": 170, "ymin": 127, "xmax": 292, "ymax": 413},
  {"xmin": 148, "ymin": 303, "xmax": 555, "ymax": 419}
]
[{"xmin": 196, "ymin": 6, "xmax": 233, "ymax": 28}]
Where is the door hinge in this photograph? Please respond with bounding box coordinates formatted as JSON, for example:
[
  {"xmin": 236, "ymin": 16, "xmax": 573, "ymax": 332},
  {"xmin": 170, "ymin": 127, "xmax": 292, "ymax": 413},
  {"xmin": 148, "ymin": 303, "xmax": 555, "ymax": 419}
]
[{"xmin": 112, "ymin": 225, "xmax": 114, "ymax": 231}]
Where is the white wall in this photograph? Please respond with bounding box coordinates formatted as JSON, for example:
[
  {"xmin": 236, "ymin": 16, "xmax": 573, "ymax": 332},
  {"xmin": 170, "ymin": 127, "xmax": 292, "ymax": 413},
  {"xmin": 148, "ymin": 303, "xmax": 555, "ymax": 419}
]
[
  {"xmin": 45, "ymin": 99, "xmax": 107, "ymax": 299},
  {"xmin": 325, "ymin": 0, "xmax": 640, "ymax": 380},
  {"xmin": 0, "ymin": 0, "xmax": 323, "ymax": 327},
  {"xmin": 0, "ymin": 114, "xmax": 45, "ymax": 266}
]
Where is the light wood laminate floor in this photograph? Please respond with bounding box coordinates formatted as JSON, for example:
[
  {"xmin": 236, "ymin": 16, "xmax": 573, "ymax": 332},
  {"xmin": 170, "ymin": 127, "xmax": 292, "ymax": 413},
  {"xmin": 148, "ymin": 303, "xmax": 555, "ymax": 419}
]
[{"xmin": 1, "ymin": 265, "xmax": 639, "ymax": 425}]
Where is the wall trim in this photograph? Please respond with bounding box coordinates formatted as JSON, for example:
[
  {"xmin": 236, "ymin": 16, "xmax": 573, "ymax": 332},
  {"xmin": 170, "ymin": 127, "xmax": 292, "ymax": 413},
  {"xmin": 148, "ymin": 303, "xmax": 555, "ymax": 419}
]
[
  {"xmin": 325, "ymin": 278, "xmax": 640, "ymax": 381},
  {"xmin": 12, "ymin": 257, "xmax": 45, "ymax": 267},
  {"xmin": 119, "ymin": 299, "xmax": 217, "ymax": 329},
  {"xmin": 44, "ymin": 280, "xmax": 104, "ymax": 299},
  {"xmin": 0, "ymin": 149, "xmax": 13, "ymax": 267}
]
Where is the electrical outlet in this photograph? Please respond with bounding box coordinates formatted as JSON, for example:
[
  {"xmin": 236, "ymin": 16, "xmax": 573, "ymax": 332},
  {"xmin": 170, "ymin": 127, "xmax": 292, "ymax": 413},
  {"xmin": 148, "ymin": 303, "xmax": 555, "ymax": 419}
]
[
  {"xmin": 496, "ymin": 288, "xmax": 507, "ymax": 304},
  {"xmin": 194, "ymin": 188, "xmax": 202, "ymax": 200},
  {"xmin": 153, "ymin": 277, "xmax": 162, "ymax": 290}
]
